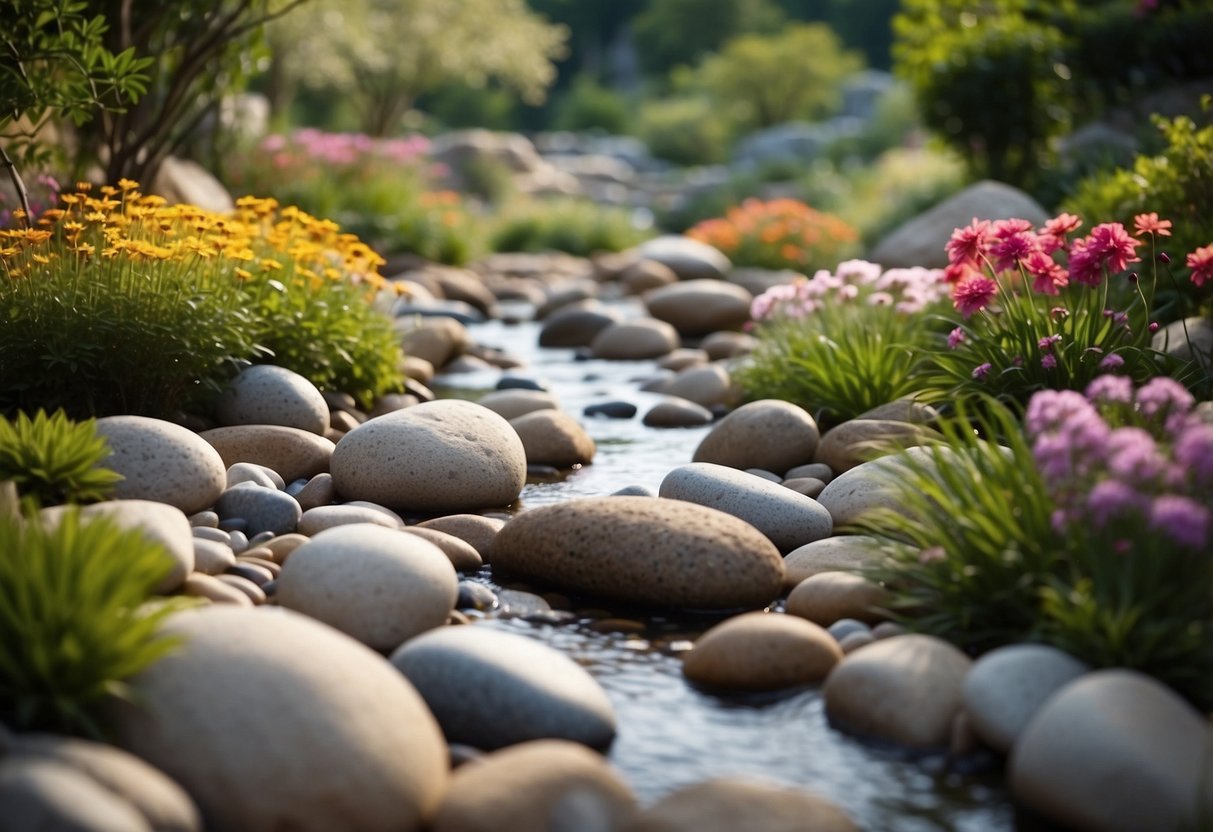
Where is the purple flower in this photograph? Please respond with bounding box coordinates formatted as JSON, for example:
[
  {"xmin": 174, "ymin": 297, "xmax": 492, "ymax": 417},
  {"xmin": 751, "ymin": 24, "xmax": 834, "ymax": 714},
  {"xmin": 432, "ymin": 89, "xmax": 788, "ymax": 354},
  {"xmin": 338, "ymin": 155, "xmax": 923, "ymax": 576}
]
[
  {"xmin": 1038, "ymin": 334, "xmax": 1062, "ymax": 352},
  {"xmin": 1086, "ymin": 480, "xmax": 1143, "ymax": 528},
  {"xmin": 1098, "ymin": 353, "xmax": 1125, "ymax": 371},
  {"xmin": 1085, "ymin": 375, "xmax": 1133, "ymax": 405},
  {"xmin": 1149, "ymin": 495, "xmax": 1211, "ymax": 550},
  {"xmin": 1105, "ymin": 427, "xmax": 1167, "ymax": 481},
  {"xmin": 1041, "ymin": 354, "xmax": 1057, "ymax": 369},
  {"xmin": 1174, "ymin": 423, "xmax": 1213, "ymax": 485},
  {"xmin": 947, "ymin": 327, "xmax": 966, "ymax": 349},
  {"xmin": 1136, "ymin": 376, "xmax": 1194, "ymax": 419},
  {"xmin": 1025, "ymin": 389, "xmax": 1094, "ymax": 436},
  {"xmin": 972, "ymin": 362, "xmax": 992, "ymax": 380}
]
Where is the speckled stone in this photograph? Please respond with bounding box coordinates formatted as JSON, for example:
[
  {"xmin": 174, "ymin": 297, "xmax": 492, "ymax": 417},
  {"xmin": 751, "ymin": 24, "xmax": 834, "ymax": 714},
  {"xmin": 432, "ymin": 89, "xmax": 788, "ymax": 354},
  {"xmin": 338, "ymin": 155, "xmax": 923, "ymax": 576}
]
[
  {"xmin": 430, "ymin": 740, "xmax": 635, "ymax": 832},
  {"xmin": 415, "ymin": 515, "xmax": 504, "ymax": 562},
  {"xmin": 642, "ymin": 399, "xmax": 714, "ymax": 428},
  {"xmin": 823, "ymin": 634, "xmax": 972, "ymax": 749},
  {"xmin": 109, "ymin": 606, "xmax": 448, "ymax": 832},
  {"xmin": 191, "ymin": 538, "xmax": 236, "ymax": 575},
  {"xmin": 95, "ymin": 416, "xmax": 226, "ymax": 515},
  {"xmin": 215, "ymin": 364, "xmax": 330, "ymax": 435},
  {"xmin": 476, "ymin": 389, "xmax": 559, "ymax": 421},
  {"xmin": 395, "ymin": 316, "xmax": 472, "ymax": 369},
  {"xmin": 783, "ymin": 536, "xmax": 885, "ymax": 590},
  {"xmin": 277, "ymin": 524, "xmax": 458, "ymax": 651},
  {"xmin": 200, "ymin": 425, "xmax": 335, "ymax": 483},
  {"xmin": 692, "ymin": 400, "xmax": 819, "ymax": 474},
  {"xmin": 490, "ymin": 496, "xmax": 785, "ymax": 610},
  {"xmin": 294, "ymin": 473, "xmax": 336, "ymax": 511},
  {"xmin": 590, "ymin": 319, "xmax": 680, "ymax": 360},
  {"xmin": 782, "ymin": 477, "xmax": 826, "ymax": 498},
  {"xmin": 644, "ymin": 279, "xmax": 752, "ymax": 336},
  {"xmin": 509, "ymin": 410, "xmax": 596, "ymax": 468},
  {"xmin": 390, "ymin": 625, "xmax": 616, "ymax": 750},
  {"xmin": 213, "ymin": 483, "xmax": 302, "ymax": 537},
  {"xmin": 659, "ymin": 463, "xmax": 831, "ymax": 552},
  {"xmin": 662, "ymin": 364, "xmax": 734, "ymax": 408},
  {"xmin": 297, "ymin": 504, "xmax": 402, "ymax": 536},
  {"xmin": 624, "ymin": 778, "xmax": 859, "ymax": 832},
  {"xmin": 226, "ymin": 462, "xmax": 285, "ymax": 491},
  {"xmin": 682, "ymin": 611, "xmax": 842, "ymax": 691},
  {"xmin": 787, "ymin": 571, "xmax": 889, "ymax": 625},
  {"xmin": 400, "ymin": 527, "xmax": 483, "ymax": 572},
  {"xmin": 330, "ymin": 400, "xmax": 526, "ymax": 514}
]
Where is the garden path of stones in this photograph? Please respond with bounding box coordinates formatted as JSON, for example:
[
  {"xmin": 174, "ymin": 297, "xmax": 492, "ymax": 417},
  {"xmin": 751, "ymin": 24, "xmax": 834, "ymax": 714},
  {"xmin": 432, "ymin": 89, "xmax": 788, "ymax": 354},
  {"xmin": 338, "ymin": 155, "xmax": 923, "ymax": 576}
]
[{"xmin": 15, "ymin": 238, "xmax": 1207, "ymax": 832}]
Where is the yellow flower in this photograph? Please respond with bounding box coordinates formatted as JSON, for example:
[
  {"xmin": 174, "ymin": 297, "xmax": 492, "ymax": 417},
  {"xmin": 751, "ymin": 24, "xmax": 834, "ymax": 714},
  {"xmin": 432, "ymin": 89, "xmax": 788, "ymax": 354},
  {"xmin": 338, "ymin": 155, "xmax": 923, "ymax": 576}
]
[
  {"xmin": 235, "ymin": 268, "xmax": 253, "ymax": 281},
  {"xmin": 99, "ymin": 185, "xmax": 118, "ymax": 197},
  {"xmin": 117, "ymin": 179, "xmax": 139, "ymax": 191},
  {"xmin": 31, "ymin": 253, "xmax": 51, "ymax": 264},
  {"xmin": 75, "ymin": 181, "xmax": 93, "ymax": 193},
  {"xmin": 260, "ymin": 258, "xmax": 283, "ymax": 271}
]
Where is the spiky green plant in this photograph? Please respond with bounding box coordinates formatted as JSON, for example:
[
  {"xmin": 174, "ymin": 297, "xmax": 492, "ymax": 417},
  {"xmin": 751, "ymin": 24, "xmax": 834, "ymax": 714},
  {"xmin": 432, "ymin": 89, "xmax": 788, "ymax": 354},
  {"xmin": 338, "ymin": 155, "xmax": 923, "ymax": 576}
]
[
  {"xmin": 0, "ymin": 507, "xmax": 188, "ymax": 737},
  {"xmin": 0, "ymin": 410, "xmax": 123, "ymax": 506}
]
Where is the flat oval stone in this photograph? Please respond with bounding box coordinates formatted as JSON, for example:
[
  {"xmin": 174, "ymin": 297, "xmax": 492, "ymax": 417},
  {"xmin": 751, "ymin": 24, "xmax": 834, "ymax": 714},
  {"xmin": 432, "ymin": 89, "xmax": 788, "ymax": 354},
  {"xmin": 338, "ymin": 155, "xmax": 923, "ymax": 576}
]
[
  {"xmin": 191, "ymin": 538, "xmax": 235, "ymax": 576},
  {"xmin": 476, "ymin": 389, "xmax": 559, "ymax": 421},
  {"xmin": 662, "ymin": 364, "xmax": 733, "ymax": 408},
  {"xmin": 786, "ymin": 571, "xmax": 889, "ymax": 625},
  {"xmin": 537, "ymin": 302, "xmax": 621, "ymax": 348},
  {"xmin": 643, "ymin": 399, "xmax": 714, "ymax": 428},
  {"xmin": 590, "ymin": 319, "xmax": 680, "ymax": 360},
  {"xmin": 215, "ymin": 364, "xmax": 329, "ymax": 435},
  {"xmin": 297, "ymin": 504, "xmax": 404, "ymax": 536},
  {"xmin": 682, "ymin": 611, "xmax": 842, "ymax": 691},
  {"xmin": 584, "ymin": 401, "xmax": 637, "ymax": 420},
  {"xmin": 509, "ymin": 410, "xmax": 596, "ymax": 468},
  {"xmin": 815, "ymin": 419, "xmax": 941, "ymax": 474},
  {"xmin": 95, "ymin": 416, "xmax": 226, "ymax": 515},
  {"xmin": 400, "ymin": 527, "xmax": 483, "ymax": 572},
  {"xmin": 693, "ymin": 400, "xmax": 819, "ymax": 474},
  {"xmin": 644, "ymin": 279, "xmax": 753, "ymax": 336},
  {"xmin": 783, "ymin": 536, "xmax": 886, "ymax": 590},
  {"xmin": 213, "ymin": 483, "xmax": 302, "ymax": 537},
  {"xmin": 294, "ymin": 472, "xmax": 336, "ymax": 511},
  {"xmin": 626, "ymin": 778, "xmax": 859, "ymax": 832},
  {"xmin": 330, "ymin": 400, "xmax": 526, "ymax": 514},
  {"xmin": 277, "ymin": 523, "xmax": 459, "ymax": 651},
  {"xmin": 490, "ymin": 496, "xmax": 784, "ymax": 610},
  {"xmin": 659, "ymin": 462, "xmax": 831, "ymax": 552},
  {"xmin": 200, "ymin": 425, "xmax": 335, "ymax": 483},
  {"xmin": 415, "ymin": 514, "xmax": 504, "ymax": 561},
  {"xmin": 636, "ymin": 235, "xmax": 731, "ymax": 281},
  {"xmin": 390, "ymin": 625, "xmax": 616, "ymax": 750}
]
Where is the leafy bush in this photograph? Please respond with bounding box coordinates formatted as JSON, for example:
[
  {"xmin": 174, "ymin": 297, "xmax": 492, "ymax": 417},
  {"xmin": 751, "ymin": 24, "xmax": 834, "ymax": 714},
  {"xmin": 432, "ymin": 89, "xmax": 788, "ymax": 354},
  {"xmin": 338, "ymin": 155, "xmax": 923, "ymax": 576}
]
[
  {"xmin": 0, "ymin": 507, "xmax": 187, "ymax": 736},
  {"xmin": 637, "ymin": 96, "xmax": 733, "ymax": 167},
  {"xmin": 552, "ymin": 75, "xmax": 633, "ymax": 135},
  {"xmin": 686, "ymin": 198, "xmax": 859, "ymax": 272},
  {"xmin": 0, "ymin": 410, "xmax": 121, "ymax": 506},
  {"xmin": 488, "ymin": 198, "xmax": 653, "ymax": 256},
  {"xmin": 736, "ymin": 260, "xmax": 949, "ymax": 424}
]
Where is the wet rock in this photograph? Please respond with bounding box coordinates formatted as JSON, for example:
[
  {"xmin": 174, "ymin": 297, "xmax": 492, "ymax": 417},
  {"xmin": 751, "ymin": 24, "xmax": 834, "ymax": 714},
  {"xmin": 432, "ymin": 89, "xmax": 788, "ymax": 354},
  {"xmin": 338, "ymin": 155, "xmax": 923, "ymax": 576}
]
[
  {"xmin": 642, "ymin": 399, "xmax": 714, "ymax": 428},
  {"xmin": 693, "ymin": 400, "xmax": 819, "ymax": 474},
  {"xmin": 496, "ymin": 375, "xmax": 548, "ymax": 392},
  {"xmin": 456, "ymin": 581, "xmax": 498, "ymax": 611},
  {"xmin": 659, "ymin": 462, "xmax": 831, "ymax": 552},
  {"xmin": 590, "ymin": 319, "xmax": 680, "ymax": 360},
  {"xmin": 823, "ymin": 634, "xmax": 972, "ymax": 749},
  {"xmin": 644, "ymin": 279, "xmax": 753, "ymax": 336},
  {"xmin": 538, "ymin": 302, "xmax": 621, "ymax": 348},
  {"xmin": 391, "ymin": 625, "xmax": 616, "ymax": 750},
  {"xmin": 416, "ymin": 514, "xmax": 505, "ymax": 561},
  {"xmin": 277, "ymin": 523, "xmax": 458, "ymax": 651},
  {"xmin": 510, "ymin": 410, "xmax": 596, "ymax": 468},
  {"xmin": 95, "ymin": 416, "xmax": 226, "ymax": 515},
  {"xmin": 584, "ymin": 401, "xmax": 637, "ymax": 420},
  {"xmin": 215, "ymin": 364, "xmax": 329, "ymax": 435},
  {"xmin": 490, "ymin": 496, "xmax": 784, "ymax": 610},
  {"xmin": 786, "ymin": 571, "xmax": 889, "ymax": 626},
  {"xmin": 623, "ymin": 778, "xmax": 858, "ymax": 832},
  {"xmin": 682, "ymin": 611, "xmax": 842, "ymax": 691},
  {"xmin": 662, "ymin": 364, "xmax": 733, "ymax": 409},
  {"xmin": 331, "ymin": 400, "xmax": 526, "ymax": 513},
  {"xmin": 200, "ymin": 425, "xmax": 335, "ymax": 483}
]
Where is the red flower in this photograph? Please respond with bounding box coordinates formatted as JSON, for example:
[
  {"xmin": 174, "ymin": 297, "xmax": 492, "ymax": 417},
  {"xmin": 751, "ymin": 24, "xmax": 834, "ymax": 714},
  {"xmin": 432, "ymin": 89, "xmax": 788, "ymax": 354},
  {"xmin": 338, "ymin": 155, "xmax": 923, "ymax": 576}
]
[
  {"xmin": 1188, "ymin": 244, "xmax": 1213, "ymax": 288},
  {"xmin": 1133, "ymin": 212, "xmax": 1172, "ymax": 237},
  {"xmin": 953, "ymin": 275, "xmax": 998, "ymax": 317},
  {"xmin": 1025, "ymin": 250, "xmax": 1068, "ymax": 295},
  {"xmin": 1039, "ymin": 213, "xmax": 1082, "ymax": 254},
  {"xmin": 946, "ymin": 218, "xmax": 992, "ymax": 267}
]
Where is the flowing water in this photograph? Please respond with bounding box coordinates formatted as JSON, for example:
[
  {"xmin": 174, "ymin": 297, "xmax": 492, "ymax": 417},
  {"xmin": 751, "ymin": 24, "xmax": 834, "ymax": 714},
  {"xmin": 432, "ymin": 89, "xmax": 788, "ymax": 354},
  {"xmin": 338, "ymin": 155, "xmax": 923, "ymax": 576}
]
[{"xmin": 432, "ymin": 309, "xmax": 1020, "ymax": 831}]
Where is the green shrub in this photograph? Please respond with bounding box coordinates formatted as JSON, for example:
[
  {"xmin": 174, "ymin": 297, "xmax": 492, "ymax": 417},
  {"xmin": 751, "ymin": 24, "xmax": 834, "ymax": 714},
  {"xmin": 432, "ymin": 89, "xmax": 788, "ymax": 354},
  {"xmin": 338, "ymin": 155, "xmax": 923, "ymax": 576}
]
[
  {"xmin": 0, "ymin": 507, "xmax": 188, "ymax": 736},
  {"xmin": 638, "ymin": 96, "xmax": 733, "ymax": 167},
  {"xmin": 488, "ymin": 198, "xmax": 653, "ymax": 256},
  {"xmin": 552, "ymin": 75, "xmax": 633, "ymax": 134},
  {"xmin": 0, "ymin": 410, "xmax": 122, "ymax": 506}
]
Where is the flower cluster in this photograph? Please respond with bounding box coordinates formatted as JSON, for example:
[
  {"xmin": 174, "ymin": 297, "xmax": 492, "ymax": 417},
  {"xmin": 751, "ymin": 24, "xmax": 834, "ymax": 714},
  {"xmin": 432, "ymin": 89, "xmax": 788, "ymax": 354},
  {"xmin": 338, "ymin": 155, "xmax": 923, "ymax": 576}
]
[
  {"xmin": 258, "ymin": 129, "xmax": 432, "ymax": 170},
  {"xmin": 686, "ymin": 198, "xmax": 859, "ymax": 273},
  {"xmin": 1026, "ymin": 376, "xmax": 1213, "ymax": 551},
  {"xmin": 750, "ymin": 259, "xmax": 949, "ymax": 321}
]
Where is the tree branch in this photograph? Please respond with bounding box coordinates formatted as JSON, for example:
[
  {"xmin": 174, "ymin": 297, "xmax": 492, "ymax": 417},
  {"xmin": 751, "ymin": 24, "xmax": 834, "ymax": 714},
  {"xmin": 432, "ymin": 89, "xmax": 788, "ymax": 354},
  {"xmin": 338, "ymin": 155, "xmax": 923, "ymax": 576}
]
[{"xmin": 1, "ymin": 146, "xmax": 33, "ymax": 229}]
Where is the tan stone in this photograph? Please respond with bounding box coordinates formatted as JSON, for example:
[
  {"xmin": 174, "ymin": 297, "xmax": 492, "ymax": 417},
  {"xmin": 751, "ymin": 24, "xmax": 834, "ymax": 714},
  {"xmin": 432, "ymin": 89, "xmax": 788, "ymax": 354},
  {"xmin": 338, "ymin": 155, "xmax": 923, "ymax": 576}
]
[
  {"xmin": 682, "ymin": 611, "xmax": 842, "ymax": 691},
  {"xmin": 200, "ymin": 425, "xmax": 335, "ymax": 483}
]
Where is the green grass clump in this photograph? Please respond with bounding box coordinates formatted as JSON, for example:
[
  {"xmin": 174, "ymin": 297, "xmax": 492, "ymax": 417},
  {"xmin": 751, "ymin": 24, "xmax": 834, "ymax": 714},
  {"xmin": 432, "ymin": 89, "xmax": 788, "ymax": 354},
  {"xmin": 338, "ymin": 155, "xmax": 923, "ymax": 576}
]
[
  {"xmin": 0, "ymin": 507, "xmax": 188, "ymax": 737},
  {"xmin": 489, "ymin": 198, "xmax": 653, "ymax": 257},
  {"xmin": 0, "ymin": 410, "xmax": 122, "ymax": 506}
]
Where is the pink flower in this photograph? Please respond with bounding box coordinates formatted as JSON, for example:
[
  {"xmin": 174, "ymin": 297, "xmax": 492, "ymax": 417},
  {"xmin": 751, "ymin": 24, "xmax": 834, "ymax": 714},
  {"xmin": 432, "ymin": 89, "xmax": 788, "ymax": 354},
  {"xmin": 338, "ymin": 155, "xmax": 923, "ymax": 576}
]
[
  {"xmin": 1024, "ymin": 250, "xmax": 1068, "ymax": 295},
  {"xmin": 1149, "ymin": 495, "xmax": 1210, "ymax": 550},
  {"xmin": 1039, "ymin": 213, "xmax": 1082, "ymax": 253},
  {"xmin": 942, "ymin": 261, "xmax": 981, "ymax": 284},
  {"xmin": 1038, "ymin": 334, "xmax": 1061, "ymax": 352},
  {"xmin": 972, "ymin": 362, "xmax": 992, "ymax": 380},
  {"xmin": 953, "ymin": 275, "xmax": 998, "ymax": 316},
  {"xmin": 1041, "ymin": 354, "xmax": 1057, "ymax": 369},
  {"xmin": 991, "ymin": 229, "xmax": 1041, "ymax": 273},
  {"xmin": 1186, "ymin": 244, "xmax": 1213, "ymax": 288},
  {"xmin": 1133, "ymin": 212, "xmax": 1172, "ymax": 237},
  {"xmin": 1085, "ymin": 374, "xmax": 1133, "ymax": 404},
  {"xmin": 946, "ymin": 218, "xmax": 992, "ymax": 267},
  {"xmin": 947, "ymin": 327, "xmax": 966, "ymax": 349},
  {"xmin": 1098, "ymin": 353, "xmax": 1125, "ymax": 371},
  {"xmin": 1088, "ymin": 223, "xmax": 1141, "ymax": 274}
]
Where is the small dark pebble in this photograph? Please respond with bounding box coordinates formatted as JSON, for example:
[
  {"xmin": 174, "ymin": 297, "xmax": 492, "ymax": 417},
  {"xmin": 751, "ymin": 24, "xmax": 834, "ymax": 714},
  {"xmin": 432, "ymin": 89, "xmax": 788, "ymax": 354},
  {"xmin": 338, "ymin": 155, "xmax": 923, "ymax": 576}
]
[
  {"xmin": 526, "ymin": 464, "xmax": 565, "ymax": 483},
  {"xmin": 217, "ymin": 517, "xmax": 248, "ymax": 533},
  {"xmin": 584, "ymin": 401, "xmax": 637, "ymax": 419},
  {"xmin": 497, "ymin": 376, "xmax": 547, "ymax": 391},
  {"xmin": 248, "ymin": 530, "xmax": 276, "ymax": 547},
  {"xmin": 227, "ymin": 562, "xmax": 273, "ymax": 587},
  {"xmin": 457, "ymin": 581, "xmax": 499, "ymax": 612}
]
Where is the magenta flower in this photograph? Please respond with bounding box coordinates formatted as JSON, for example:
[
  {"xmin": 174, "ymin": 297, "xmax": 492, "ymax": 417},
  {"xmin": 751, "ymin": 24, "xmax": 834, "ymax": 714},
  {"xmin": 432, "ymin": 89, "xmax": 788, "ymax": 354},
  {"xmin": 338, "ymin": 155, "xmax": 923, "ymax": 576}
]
[
  {"xmin": 1025, "ymin": 250, "xmax": 1068, "ymax": 295},
  {"xmin": 1187, "ymin": 244, "xmax": 1213, "ymax": 288},
  {"xmin": 947, "ymin": 327, "xmax": 966, "ymax": 349},
  {"xmin": 1105, "ymin": 427, "xmax": 1167, "ymax": 481},
  {"xmin": 1086, "ymin": 479, "xmax": 1143, "ymax": 527},
  {"xmin": 1070, "ymin": 223, "xmax": 1142, "ymax": 286},
  {"xmin": 1136, "ymin": 376, "xmax": 1195, "ymax": 419},
  {"xmin": 1040, "ymin": 354, "xmax": 1057, "ymax": 369},
  {"xmin": 1098, "ymin": 353, "xmax": 1125, "ymax": 371},
  {"xmin": 1039, "ymin": 213, "xmax": 1082, "ymax": 253},
  {"xmin": 1038, "ymin": 334, "xmax": 1061, "ymax": 352},
  {"xmin": 953, "ymin": 275, "xmax": 998, "ymax": 316},
  {"xmin": 972, "ymin": 362, "xmax": 992, "ymax": 380},
  {"xmin": 991, "ymin": 229, "xmax": 1041, "ymax": 273},
  {"xmin": 1085, "ymin": 374, "xmax": 1133, "ymax": 404},
  {"xmin": 1149, "ymin": 495, "xmax": 1211, "ymax": 550},
  {"xmin": 946, "ymin": 218, "xmax": 993, "ymax": 267}
]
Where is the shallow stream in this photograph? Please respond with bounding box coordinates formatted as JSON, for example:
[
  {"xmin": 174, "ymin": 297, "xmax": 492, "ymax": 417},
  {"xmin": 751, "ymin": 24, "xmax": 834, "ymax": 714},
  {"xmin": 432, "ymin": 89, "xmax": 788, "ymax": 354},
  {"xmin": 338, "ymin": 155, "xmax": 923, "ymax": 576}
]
[{"xmin": 433, "ymin": 310, "xmax": 1020, "ymax": 831}]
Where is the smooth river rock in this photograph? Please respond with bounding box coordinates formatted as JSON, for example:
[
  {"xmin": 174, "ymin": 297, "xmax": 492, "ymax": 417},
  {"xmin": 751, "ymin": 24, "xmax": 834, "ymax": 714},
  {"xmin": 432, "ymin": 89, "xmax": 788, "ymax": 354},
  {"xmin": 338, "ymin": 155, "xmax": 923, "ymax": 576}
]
[
  {"xmin": 623, "ymin": 778, "xmax": 858, "ymax": 832},
  {"xmin": 200, "ymin": 425, "xmax": 335, "ymax": 483},
  {"xmin": 390, "ymin": 625, "xmax": 616, "ymax": 750},
  {"xmin": 490, "ymin": 496, "xmax": 784, "ymax": 610},
  {"xmin": 661, "ymin": 364, "xmax": 734, "ymax": 409},
  {"xmin": 693, "ymin": 400, "xmax": 819, "ymax": 474},
  {"xmin": 330, "ymin": 400, "xmax": 526, "ymax": 513},
  {"xmin": 590, "ymin": 319, "xmax": 680, "ymax": 361},
  {"xmin": 109, "ymin": 606, "xmax": 448, "ymax": 832},
  {"xmin": 213, "ymin": 482, "xmax": 302, "ymax": 537},
  {"xmin": 510, "ymin": 410, "xmax": 596, "ymax": 468},
  {"xmin": 416, "ymin": 514, "xmax": 504, "ymax": 561},
  {"xmin": 95, "ymin": 416, "xmax": 226, "ymax": 515},
  {"xmin": 786, "ymin": 571, "xmax": 889, "ymax": 626},
  {"xmin": 276, "ymin": 523, "xmax": 458, "ymax": 651},
  {"xmin": 431, "ymin": 740, "xmax": 636, "ymax": 832},
  {"xmin": 643, "ymin": 279, "xmax": 752, "ymax": 336},
  {"xmin": 682, "ymin": 611, "xmax": 842, "ymax": 691},
  {"xmin": 215, "ymin": 364, "xmax": 330, "ymax": 435},
  {"xmin": 298, "ymin": 503, "xmax": 405, "ymax": 535},
  {"xmin": 636, "ymin": 235, "xmax": 731, "ymax": 282},
  {"xmin": 1010, "ymin": 670, "xmax": 1213, "ymax": 832},
  {"xmin": 659, "ymin": 462, "xmax": 832, "ymax": 552},
  {"xmin": 783, "ymin": 536, "xmax": 885, "ymax": 590},
  {"xmin": 814, "ymin": 419, "xmax": 940, "ymax": 474},
  {"xmin": 476, "ymin": 389, "xmax": 559, "ymax": 421},
  {"xmin": 643, "ymin": 399, "xmax": 714, "ymax": 428}
]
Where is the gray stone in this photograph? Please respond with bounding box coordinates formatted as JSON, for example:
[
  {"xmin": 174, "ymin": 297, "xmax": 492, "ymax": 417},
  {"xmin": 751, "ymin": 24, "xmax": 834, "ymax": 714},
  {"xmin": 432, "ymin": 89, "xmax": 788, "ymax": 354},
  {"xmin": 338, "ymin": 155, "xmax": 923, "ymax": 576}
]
[
  {"xmin": 215, "ymin": 364, "xmax": 329, "ymax": 435},
  {"xmin": 0, "ymin": 755, "xmax": 154, "ymax": 832},
  {"xmin": 298, "ymin": 503, "xmax": 404, "ymax": 535},
  {"xmin": 662, "ymin": 364, "xmax": 733, "ymax": 409},
  {"xmin": 225, "ymin": 462, "xmax": 285, "ymax": 490},
  {"xmin": 277, "ymin": 523, "xmax": 458, "ymax": 651},
  {"xmin": 538, "ymin": 302, "xmax": 621, "ymax": 348},
  {"xmin": 295, "ymin": 472, "xmax": 336, "ymax": 511},
  {"xmin": 200, "ymin": 425, "xmax": 335, "ymax": 483},
  {"xmin": 490, "ymin": 496, "xmax": 784, "ymax": 610},
  {"xmin": 963, "ymin": 644, "xmax": 1089, "ymax": 754},
  {"xmin": 783, "ymin": 536, "xmax": 885, "ymax": 590},
  {"xmin": 331, "ymin": 400, "xmax": 526, "ymax": 514},
  {"xmin": 636, "ymin": 235, "xmax": 731, "ymax": 281},
  {"xmin": 693, "ymin": 400, "xmax": 819, "ymax": 474},
  {"xmin": 95, "ymin": 416, "xmax": 226, "ymax": 515},
  {"xmin": 191, "ymin": 537, "xmax": 235, "ymax": 575},
  {"xmin": 109, "ymin": 606, "xmax": 448, "ymax": 832},
  {"xmin": 477, "ymin": 389, "xmax": 559, "ymax": 421},
  {"xmin": 391, "ymin": 625, "xmax": 616, "ymax": 750},
  {"xmin": 1151, "ymin": 316, "xmax": 1213, "ymax": 370},
  {"xmin": 510, "ymin": 410, "xmax": 596, "ymax": 468},
  {"xmin": 590, "ymin": 319, "xmax": 680, "ymax": 360},
  {"xmin": 644, "ymin": 279, "xmax": 752, "ymax": 336},
  {"xmin": 620, "ymin": 259, "xmax": 678, "ymax": 295},
  {"xmin": 815, "ymin": 419, "xmax": 940, "ymax": 474},
  {"xmin": 699, "ymin": 330, "xmax": 758, "ymax": 360},
  {"xmin": 181, "ymin": 573, "xmax": 252, "ymax": 606},
  {"xmin": 785, "ymin": 462, "xmax": 833, "ymax": 483},
  {"xmin": 642, "ymin": 399, "xmax": 714, "ymax": 428},
  {"xmin": 659, "ymin": 462, "xmax": 831, "ymax": 552},
  {"xmin": 213, "ymin": 482, "xmax": 302, "ymax": 537},
  {"xmin": 657, "ymin": 348, "xmax": 709, "ymax": 373}
]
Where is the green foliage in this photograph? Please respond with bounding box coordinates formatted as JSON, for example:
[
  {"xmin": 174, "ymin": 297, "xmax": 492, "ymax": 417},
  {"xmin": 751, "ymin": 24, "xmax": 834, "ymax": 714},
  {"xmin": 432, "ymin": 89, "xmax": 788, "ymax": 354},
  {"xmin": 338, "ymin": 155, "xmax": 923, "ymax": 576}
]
[
  {"xmin": 631, "ymin": 0, "xmax": 785, "ymax": 76},
  {"xmin": 893, "ymin": 2, "xmax": 1072, "ymax": 188},
  {"xmin": 858, "ymin": 400, "xmax": 1063, "ymax": 652},
  {"xmin": 688, "ymin": 24, "xmax": 864, "ymax": 131},
  {"xmin": 0, "ymin": 0, "xmax": 152, "ymax": 171},
  {"xmin": 0, "ymin": 507, "xmax": 188, "ymax": 737},
  {"xmin": 637, "ymin": 96, "xmax": 733, "ymax": 167},
  {"xmin": 0, "ymin": 410, "xmax": 121, "ymax": 506},
  {"xmin": 737, "ymin": 301, "xmax": 935, "ymax": 426},
  {"xmin": 1063, "ymin": 113, "xmax": 1213, "ymax": 318},
  {"xmin": 488, "ymin": 197, "xmax": 652, "ymax": 256},
  {"xmin": 552, "ymin": 75, "xmax": 633, "ymax": 135},
  {"xmin": 421, "ymin": 83, "xmax": 519, "ymax": 132}
]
